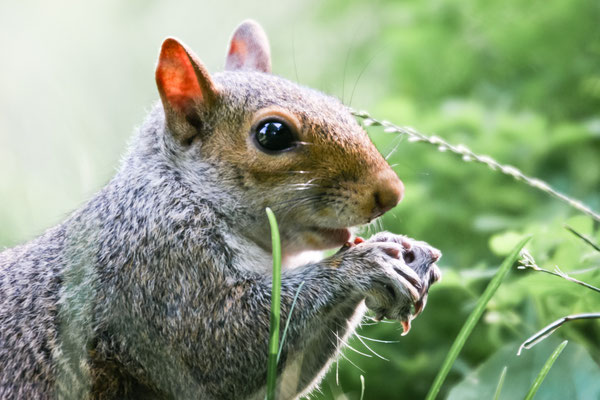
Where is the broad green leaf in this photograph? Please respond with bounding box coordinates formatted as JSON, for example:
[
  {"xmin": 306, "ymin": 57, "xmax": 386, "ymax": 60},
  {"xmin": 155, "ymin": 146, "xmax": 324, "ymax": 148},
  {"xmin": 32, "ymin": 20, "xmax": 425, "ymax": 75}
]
[{"xmin": 448, "ymin": 340, "xmax": 600, "ymax": 400}]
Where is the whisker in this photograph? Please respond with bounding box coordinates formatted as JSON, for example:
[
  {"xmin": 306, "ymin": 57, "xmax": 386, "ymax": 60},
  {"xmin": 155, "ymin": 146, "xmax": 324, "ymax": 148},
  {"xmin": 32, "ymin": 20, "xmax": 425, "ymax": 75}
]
[
  {"xmin": 330, "ymin": 328, "xmax": 367, "ymax": 372},
  {"xmin": 385, "ymin": 135, "xmax": 406, "ymax": 161},
  {"xmin": 355, "ymin": 335, "xmax": 390, "ymax": 361},
  {"xmin": 269, "ymin": 195, "xmax": 324, "ymax": 218},
  {"xmin": 342, "ymin": 15, "xmax": 367, "ymax": 105},
  {"xmin": 337, "ymin": 348, "xmax": 365, "ymax": 373},
  {"xmin": 332, "ymin": 330, "xmax": 371, "ymax": 358},
  {"xmin": 336, "ymin": 352, "xmax": 340, "ymax": 386},
  {"xmin": 335, "ymin": 333, "xmax": 340, "ymax": 385},
  {"xmin": 349, "ymin": 47, "xmax": 384, "ymax": 107},
  {"xmin": 270, "ymin": 200, "xmax": 319, "ymax": 216},
  {"xmin": 283, "ymin": 183, "xmax": 321, "ymax": 189},
  {"xmin": 268, "ymin": 170, "xmax": 312, "ymax": 175},
  {"xmin": 271, "ymin": 193, "xmax": 322, "ymax": 205},
  {"xmin": 364, "ymin": 315, "xmax": 394, "ymax": 324},
  {"xmin": 356, "ymin": 334, "xmax": 399, "ymax": 344},
  {"xmin": 341, "ymin": 36, "xmax": 354, "ymax": 105},
  {"xmin": 291, "ymin": 24, "xmax": 299, "ymax": 83}
]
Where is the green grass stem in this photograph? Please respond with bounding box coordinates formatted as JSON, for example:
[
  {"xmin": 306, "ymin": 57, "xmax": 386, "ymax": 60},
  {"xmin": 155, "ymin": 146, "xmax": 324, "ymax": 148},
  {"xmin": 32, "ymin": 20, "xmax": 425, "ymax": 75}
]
[
  {"xmin": 524, "ymin": 341, "xmax": 568, "ymax": 400},
  {"xmin": 424, "ymin": 236, "xmax": 531, "ymax": 400},
  {"xmin": 277, "ymin": 281, "xmax": 305, "ymax": 363},
  {"xmin": 493, "ymin": 366, "xmax": 508, "ymax": 400},
  {"xmin": 265, "ymin": 208, "xmax": 282, "ymax": 400}
]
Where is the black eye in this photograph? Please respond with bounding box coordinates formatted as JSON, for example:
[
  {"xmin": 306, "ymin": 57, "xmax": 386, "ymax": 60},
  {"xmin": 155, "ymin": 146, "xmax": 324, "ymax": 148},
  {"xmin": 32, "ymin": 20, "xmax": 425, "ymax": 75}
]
[{"xmin": 255, "ymin": 120, "xmax": 296, "ymax": 152}]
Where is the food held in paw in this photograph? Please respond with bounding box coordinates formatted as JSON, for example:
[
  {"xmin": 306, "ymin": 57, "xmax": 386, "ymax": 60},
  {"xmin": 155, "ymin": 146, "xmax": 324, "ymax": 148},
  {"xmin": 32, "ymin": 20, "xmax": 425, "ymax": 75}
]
[{"xmin": 353, "ymin": 236, "xmax": 365, "ymax": 245}]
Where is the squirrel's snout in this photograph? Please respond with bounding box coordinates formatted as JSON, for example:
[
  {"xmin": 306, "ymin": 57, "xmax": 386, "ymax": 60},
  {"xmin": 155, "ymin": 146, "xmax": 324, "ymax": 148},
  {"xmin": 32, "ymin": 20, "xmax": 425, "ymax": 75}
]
[{"xmin": 370, "ymin": 170, "xmax": 404, "ymax": 219}]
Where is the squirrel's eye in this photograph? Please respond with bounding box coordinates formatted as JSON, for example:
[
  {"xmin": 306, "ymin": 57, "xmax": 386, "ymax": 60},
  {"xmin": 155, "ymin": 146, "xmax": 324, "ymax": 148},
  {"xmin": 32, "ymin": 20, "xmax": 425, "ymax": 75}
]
[{"xmin": 255, "ymin": 120, "xmax": 296, "ymax": 152}]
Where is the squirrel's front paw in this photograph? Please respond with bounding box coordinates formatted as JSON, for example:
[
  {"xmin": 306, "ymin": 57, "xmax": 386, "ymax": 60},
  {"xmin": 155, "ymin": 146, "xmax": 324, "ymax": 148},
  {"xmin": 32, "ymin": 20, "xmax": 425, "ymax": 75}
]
[
  {"xmin": 366, "ymin": 232, "xmax": 441, "ymax": 332},
  {"xmin": 338, "ymin": 232, "xmax": 442, "ymax": 334}
]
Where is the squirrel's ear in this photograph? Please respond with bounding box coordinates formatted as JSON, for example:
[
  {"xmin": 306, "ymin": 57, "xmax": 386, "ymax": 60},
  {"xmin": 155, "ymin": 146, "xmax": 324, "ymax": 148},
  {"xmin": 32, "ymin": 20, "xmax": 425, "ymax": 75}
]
[
  {"xmin": 156, "ymin": 38, "xmax": 218, "ymax": 143},
  {"xmin": 225, "ymin": 20, "xmax": 271, "ymax": 73}
]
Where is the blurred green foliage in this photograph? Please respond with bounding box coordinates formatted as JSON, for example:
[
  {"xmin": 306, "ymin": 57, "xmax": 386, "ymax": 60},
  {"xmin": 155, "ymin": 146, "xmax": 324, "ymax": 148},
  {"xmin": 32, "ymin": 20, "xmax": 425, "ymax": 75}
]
[
  {"xmin": 448, "ymin": 339, "xmax": 600, "ymax": 400},
  {"xmin": 1, "ymin": 0, "xmax": 599, "ymax": 399},
  {"xmin": 311, "ymin": 1, "xmax": 600, "ymax": 399}
]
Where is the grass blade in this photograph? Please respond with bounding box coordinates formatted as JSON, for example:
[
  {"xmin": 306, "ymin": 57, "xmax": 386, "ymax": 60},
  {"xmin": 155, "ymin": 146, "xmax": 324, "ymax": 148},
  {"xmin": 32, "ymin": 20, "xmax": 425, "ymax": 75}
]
[
  {"xmin": 564, "ymin": 225, "xmax": 600, "ymax": 252},
  {"xmin": 425, "ymin": 236, "xmax": 531, "ymax": 400},
  {"xmin": 265, "ymin": 207, "xmax": 282, "ymax": 400},
  {"xmin": 493, "ymin": 366, "xmax": 508, "ymax": 400},
  {"xmin": 524, "ymin": 340, "xmax": 568, "ymax": 400},
  {"xmin": 277, "ymin": 281, "xmax": 305, "ymax": 362}
]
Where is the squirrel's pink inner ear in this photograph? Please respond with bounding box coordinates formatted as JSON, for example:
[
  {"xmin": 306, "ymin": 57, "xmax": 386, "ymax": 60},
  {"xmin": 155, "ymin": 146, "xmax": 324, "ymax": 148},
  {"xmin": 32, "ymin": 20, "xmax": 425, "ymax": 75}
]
[
  {"xmin": 225, "ymin": 20, "xmax": 271, "ymax": 73},
  {"xmin": 156, "ymin": 38, "xmax": 215, "ymax": 116}
]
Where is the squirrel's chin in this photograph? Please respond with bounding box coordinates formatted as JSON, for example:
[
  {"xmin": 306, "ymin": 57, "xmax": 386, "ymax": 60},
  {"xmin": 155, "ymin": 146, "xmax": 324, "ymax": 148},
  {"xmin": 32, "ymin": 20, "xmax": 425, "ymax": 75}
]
[
  {"xmin": 301, "ymin": 227, "xmax": 352, "ymax": 250},
  {"xmin": 275, "ymin": 228, "xmax": 350, "ymax": 257},
  {"xmin": 315, "ymin": 227, "xmax": 352, "ymax": 244}
]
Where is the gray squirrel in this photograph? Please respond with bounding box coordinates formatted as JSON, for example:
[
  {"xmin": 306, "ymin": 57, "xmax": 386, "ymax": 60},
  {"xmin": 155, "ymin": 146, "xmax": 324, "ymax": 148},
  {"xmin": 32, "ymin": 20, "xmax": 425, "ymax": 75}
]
[{"xmin": 0, "ymin": 20, "xmax": 441, "ymax": 399}]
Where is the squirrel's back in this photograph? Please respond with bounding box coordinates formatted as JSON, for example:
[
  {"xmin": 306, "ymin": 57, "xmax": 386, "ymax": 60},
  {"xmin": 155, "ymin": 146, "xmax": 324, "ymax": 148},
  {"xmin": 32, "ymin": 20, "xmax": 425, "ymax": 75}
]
[{"xmin": 0, "ymin": 225, "xmax": 67, "ymax": 397}]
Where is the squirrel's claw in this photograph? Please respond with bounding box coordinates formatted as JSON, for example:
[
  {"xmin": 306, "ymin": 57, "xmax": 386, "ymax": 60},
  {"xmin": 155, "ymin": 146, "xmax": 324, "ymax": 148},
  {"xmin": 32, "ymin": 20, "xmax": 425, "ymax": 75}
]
[{"xmin": 400, "ymin": 319, "xmax": 412, "ymax": 336}]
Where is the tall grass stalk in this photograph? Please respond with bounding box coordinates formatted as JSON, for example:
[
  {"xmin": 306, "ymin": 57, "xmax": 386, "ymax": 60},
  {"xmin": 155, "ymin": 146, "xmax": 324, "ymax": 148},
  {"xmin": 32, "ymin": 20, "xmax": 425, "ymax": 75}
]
[
  {"xmin": 352, "ymin": 109, "xmax": 600, "ymax": 223},
  {"xmin": 524, "ymin": 341, "xmax": 568, "ymax": 400},
  {"xmin": 424, "ymin": 237, "xmax": 531, "ymax": 400},
  {"xmin": 277, "ymin": 281, "xmax": 305, "ymax": 362},
  {"xmin": 493, "ymin": 366, "xmax": 508, "ymax": 400},
  {"xmin": 265, "ymin": 208, "xmax": 282, "ymax": 400}
]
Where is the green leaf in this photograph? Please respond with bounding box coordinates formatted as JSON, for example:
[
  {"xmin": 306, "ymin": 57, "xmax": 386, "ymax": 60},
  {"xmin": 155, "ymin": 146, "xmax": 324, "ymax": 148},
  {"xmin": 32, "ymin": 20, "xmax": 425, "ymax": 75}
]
[{"xmin": 448, "ymin": 339, "xmax": 600, "ymax": 400}]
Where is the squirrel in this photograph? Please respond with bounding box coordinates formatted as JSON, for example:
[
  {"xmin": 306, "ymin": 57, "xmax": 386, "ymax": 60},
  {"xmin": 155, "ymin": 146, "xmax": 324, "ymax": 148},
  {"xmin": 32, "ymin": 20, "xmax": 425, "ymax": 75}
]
[{"xmin": 0, "ymin": 20, "xmax": 441, "ymax": 400}]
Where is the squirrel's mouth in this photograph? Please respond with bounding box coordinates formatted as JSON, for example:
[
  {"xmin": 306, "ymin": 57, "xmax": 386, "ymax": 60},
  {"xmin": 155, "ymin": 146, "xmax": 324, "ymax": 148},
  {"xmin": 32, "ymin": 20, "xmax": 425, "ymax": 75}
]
[
  {"xmin": 279, "ymin": 226, "xmax": 353, "ymax": 255},
  {"xmin": 311, "ymin": 227, "xmax": 351, "ymax": 246}
]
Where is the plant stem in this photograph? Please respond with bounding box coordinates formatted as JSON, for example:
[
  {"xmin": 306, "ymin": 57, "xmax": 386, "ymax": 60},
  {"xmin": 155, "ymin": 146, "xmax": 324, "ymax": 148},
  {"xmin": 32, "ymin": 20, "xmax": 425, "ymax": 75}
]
[
  {"xmin": 518, "ymin": 264, "xmax": 600, "ymax": 294},
  {"xmin": 493, "ymin": 366, "xmax": 508, "ymax": 400},
  {"xmin": 277, "ymin": 281, "xmax": 305, "ymax": 363},
  {"xmin": 518, "ymin": 314, "xmax": 600, "ymax": 355},
  {"xmin": 564, "ymin": 225, "xmax": 600, "ymax": 252},
  {"xmin": 352, "ymin": 109, "xmax": 600, "ymax": 223},
  {"xmin": 524, "ymin": 341, "xmax": 568, "ymax": 400},
  {"xmin": 424, "ymin": 236, "xmax": 531, "ymax": 400},
  {"xmin": 265, "ymin": 208, "xmax": 282, "ymax": 400}
]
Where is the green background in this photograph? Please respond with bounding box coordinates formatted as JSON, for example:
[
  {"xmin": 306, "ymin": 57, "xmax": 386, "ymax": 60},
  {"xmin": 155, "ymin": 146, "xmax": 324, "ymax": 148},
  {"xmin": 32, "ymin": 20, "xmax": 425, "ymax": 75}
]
[{"xmin": 1, "ymin": 0, "xmax": 599, "ymax": 398}]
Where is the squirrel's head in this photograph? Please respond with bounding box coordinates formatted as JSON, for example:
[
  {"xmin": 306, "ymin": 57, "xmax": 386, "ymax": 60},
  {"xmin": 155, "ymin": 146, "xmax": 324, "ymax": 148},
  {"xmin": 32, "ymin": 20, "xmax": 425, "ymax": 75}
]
[{"xmin": 155, "ymin": 20, "xmax": 404, "ymax": 256}]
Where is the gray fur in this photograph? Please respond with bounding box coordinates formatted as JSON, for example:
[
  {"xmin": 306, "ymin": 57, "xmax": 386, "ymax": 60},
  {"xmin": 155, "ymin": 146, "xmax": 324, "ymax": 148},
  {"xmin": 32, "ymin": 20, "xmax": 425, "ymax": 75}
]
[{"xmin": 0, "ymin": 40, "xmax": 441, "ymax": 400}]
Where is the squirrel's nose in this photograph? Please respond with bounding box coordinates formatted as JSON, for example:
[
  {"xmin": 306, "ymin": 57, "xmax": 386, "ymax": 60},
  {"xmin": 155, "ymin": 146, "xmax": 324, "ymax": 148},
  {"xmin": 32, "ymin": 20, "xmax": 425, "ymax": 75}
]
[{"xmin": 370, "ymin": 169, "xmax": 404, "ymax": 219}]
